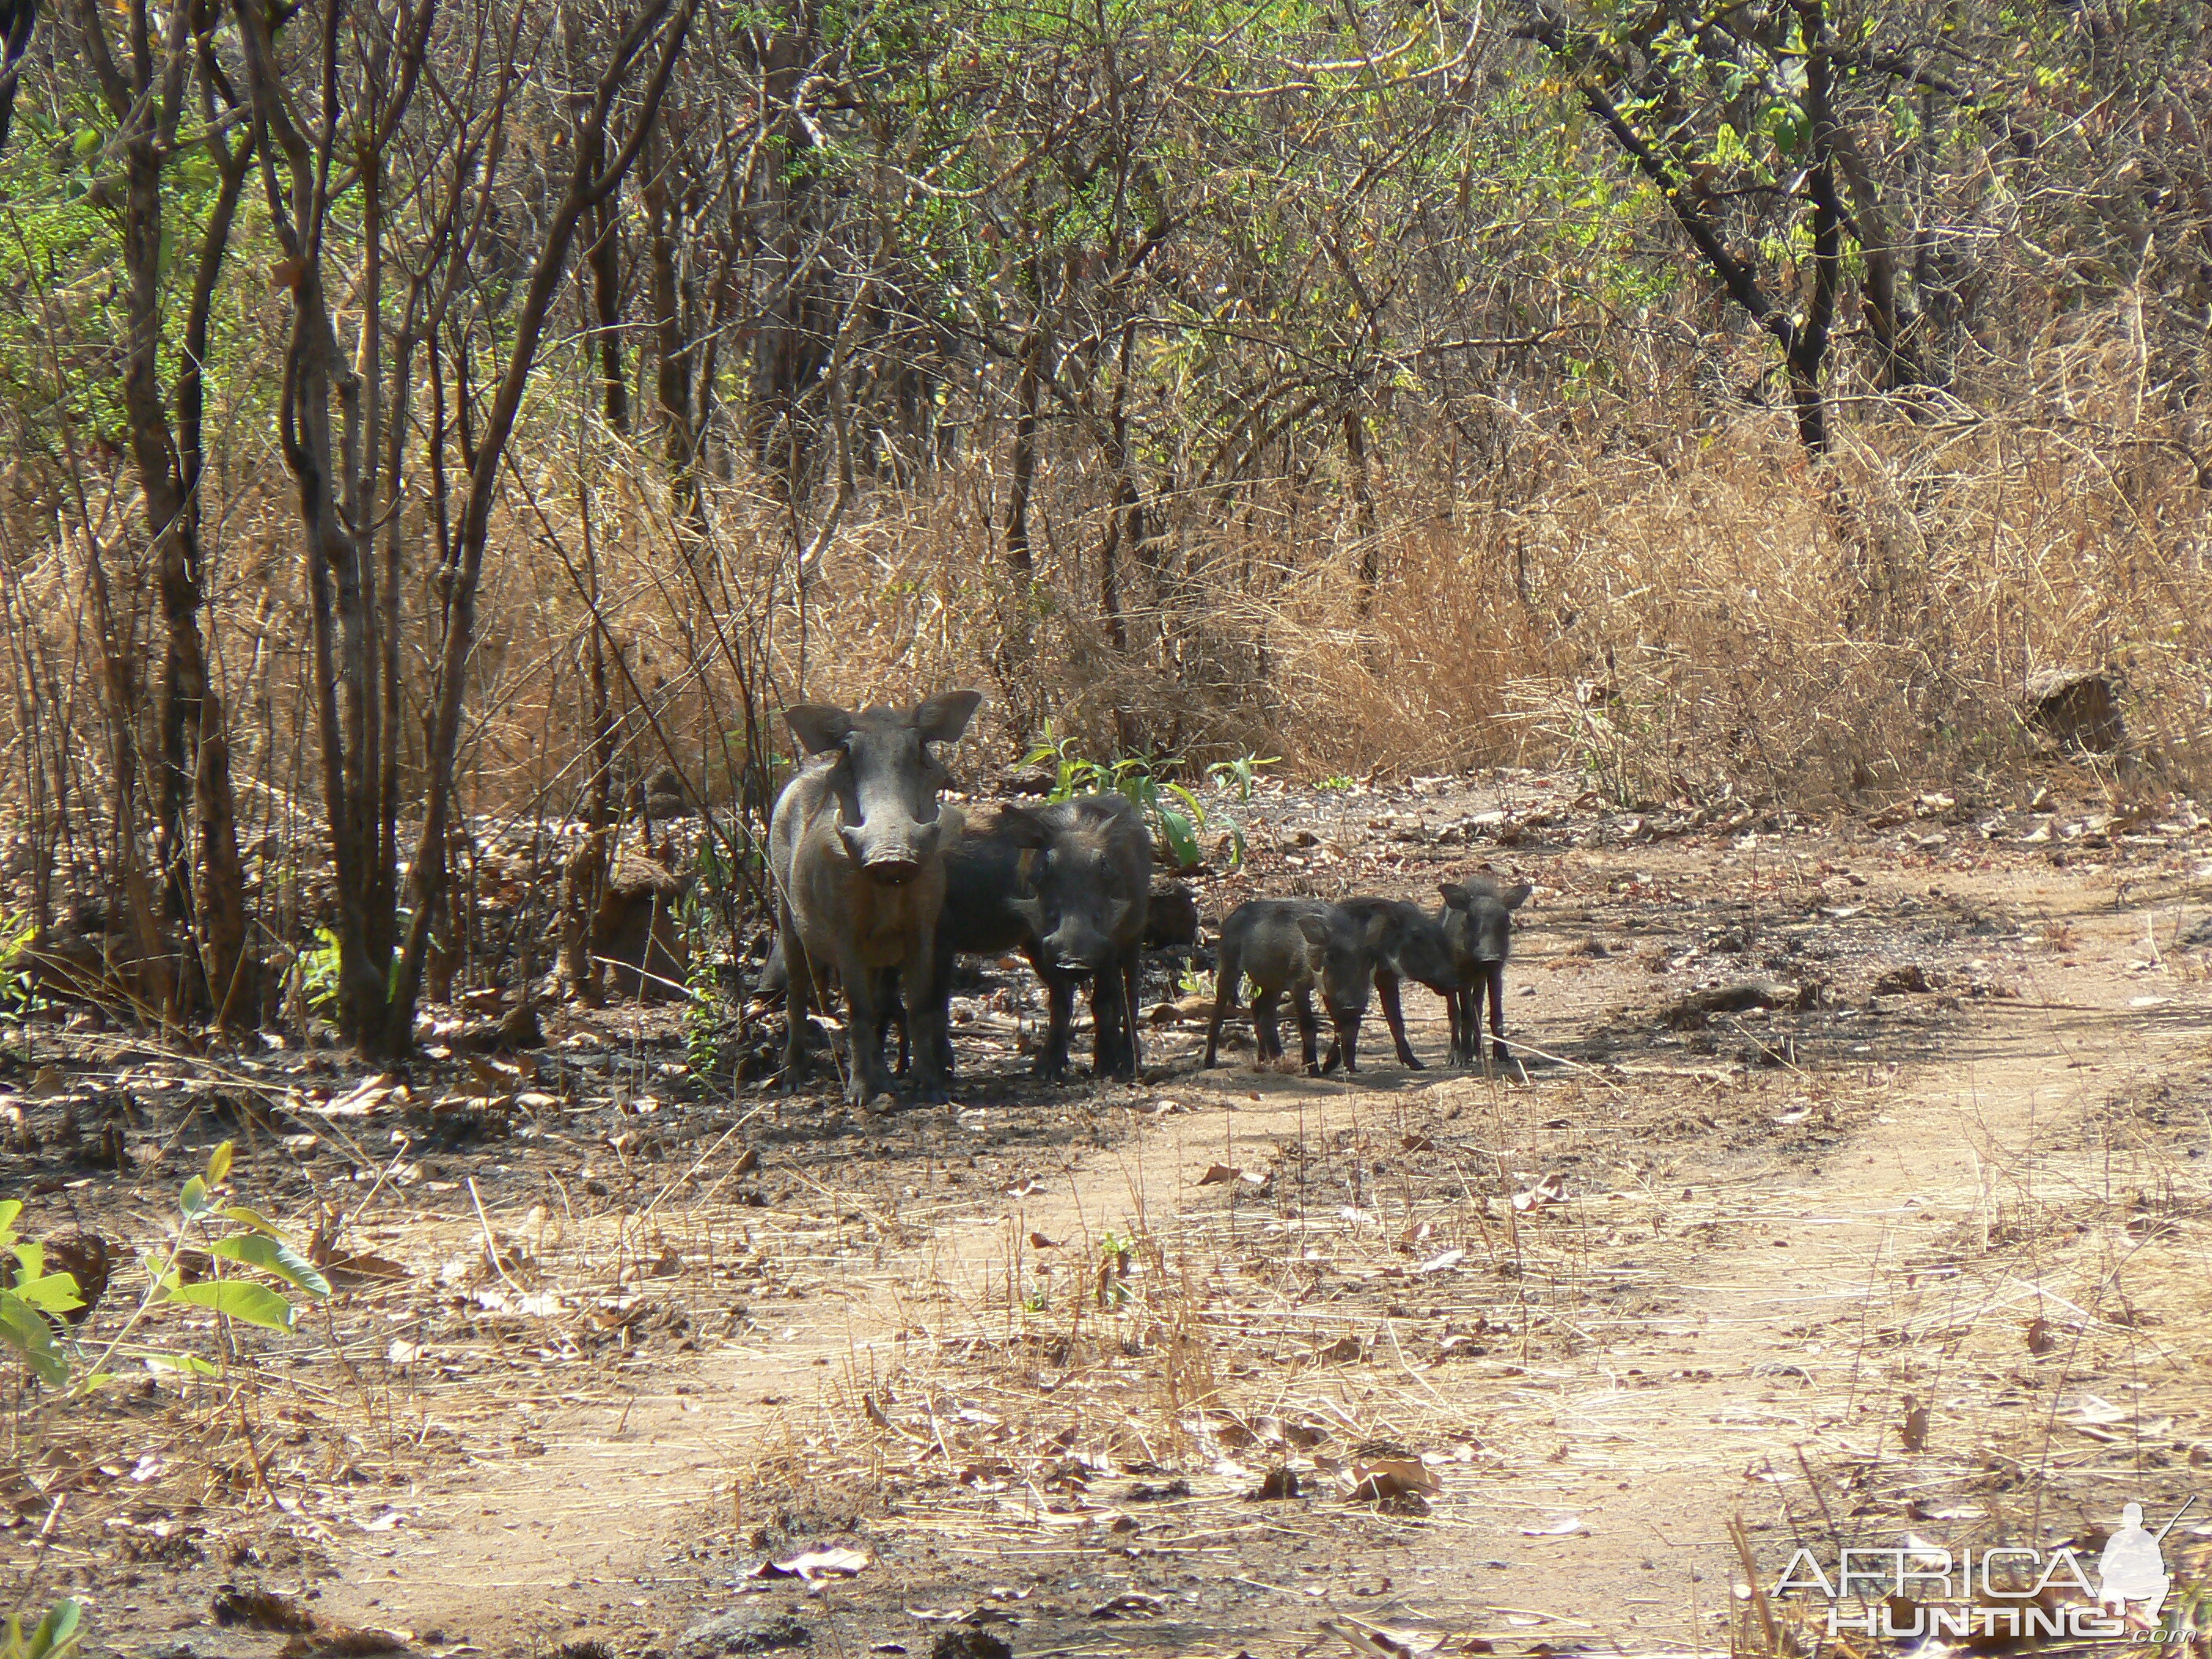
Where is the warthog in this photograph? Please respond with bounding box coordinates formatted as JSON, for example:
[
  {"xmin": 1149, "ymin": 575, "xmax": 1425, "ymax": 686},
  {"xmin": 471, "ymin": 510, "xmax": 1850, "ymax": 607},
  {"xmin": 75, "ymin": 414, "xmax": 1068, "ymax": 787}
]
[
  {"xmin": 768, "ymin": 690, "xmax": 982, "ymax": 1109},
  {"xmin": 1440, "ymin": 876, "xmax": 1533, "ymax": 1066},
  {"xmin": 1202, "ymin": 899, "xmax": 1375, "ymax": 1075},
  {"xmin": 928, "ymin": 792, "xmax": 1152, "ymax": 1081},
  {"xmin": 1327, "ymin": 897, "xmax": 1457, "ymax": 1070}
]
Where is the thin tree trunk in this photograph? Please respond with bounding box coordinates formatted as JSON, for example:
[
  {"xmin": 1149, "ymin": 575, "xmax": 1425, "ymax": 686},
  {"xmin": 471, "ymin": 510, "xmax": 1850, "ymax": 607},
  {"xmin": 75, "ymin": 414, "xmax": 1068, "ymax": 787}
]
[
  {"xmin": 386, "ymin": 0, "xmax": 697, "ymax": 1054},
  {"xmin": 1005, "ymin": 320, "xmax": 1042, "ymax": 581},
  {"xmin": 584, "ymin": 196, "xmax": 631, "ymax": 433},
  {"xmin": 1097, "ymin": 317, "xmax": 1141, "ymax": 654},
  {"xmin": 1798, "ymin": 0, "xmax": 1923, "ymax": 393},
  {"xmin": 1346, "ymin": 401, "xmax": 1379, "ymax": 613}
]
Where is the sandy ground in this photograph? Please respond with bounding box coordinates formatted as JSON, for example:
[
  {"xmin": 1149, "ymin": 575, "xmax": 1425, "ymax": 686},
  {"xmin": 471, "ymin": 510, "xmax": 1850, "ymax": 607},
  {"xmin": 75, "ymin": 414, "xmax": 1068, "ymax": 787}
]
[{"xmin": 9, "ymin": 774, "xmax": 2212, "ymax": 1657}]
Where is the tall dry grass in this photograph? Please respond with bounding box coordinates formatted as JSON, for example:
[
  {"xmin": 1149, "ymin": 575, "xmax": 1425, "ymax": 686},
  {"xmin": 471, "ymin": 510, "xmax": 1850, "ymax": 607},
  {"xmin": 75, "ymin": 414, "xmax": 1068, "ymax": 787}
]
[{"xmin": 3, "ymin": 291, "xmax": 2207, "ymax": 943}]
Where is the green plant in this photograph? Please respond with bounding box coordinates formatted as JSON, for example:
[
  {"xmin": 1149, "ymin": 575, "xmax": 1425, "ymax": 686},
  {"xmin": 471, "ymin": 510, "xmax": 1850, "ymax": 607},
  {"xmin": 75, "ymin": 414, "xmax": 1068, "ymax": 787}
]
[
  {"xmin": 1316, "ymin": 775, "xmax": 1355, "ymax": 793},
  {"xmin": 298, "ymin": 926, "xmax": 344, "ymax": 1013},
  {"xmin": 681, "ymin": 896, "xmax": 725, "ymax": 1077},
  {"xmin": 1020, "ymin": 724, "xmax": 1210, "ymax": 869},
  {"xmin": 0, "ymin": 1202, "xmax": 87, "ymax": 1386},
  {"xmin": 1096, "ymin": 1231, "xmax": 1135, "ymax": 1310},
  {"xmin": 2, "ymin": 1144, "xmax": 320, "ymax": 1655},
  {"xmin": 0, "ymin": 913, "xmax": 44, "ymax": 1021},
  {"xmin": 1207, "ymin": 753, "xmax": 1279, "ymax": 803},
  {"xmin": 2, "ymin": 1600, "xmax": 83, "ymax": 1659},
  {"xmin": 298, "ymin": 915, "xmax": 410, "ymax": 1016},
  {"xmin": 1, "ymin": 1142, "xmax": 331, "ymax": 1395}
]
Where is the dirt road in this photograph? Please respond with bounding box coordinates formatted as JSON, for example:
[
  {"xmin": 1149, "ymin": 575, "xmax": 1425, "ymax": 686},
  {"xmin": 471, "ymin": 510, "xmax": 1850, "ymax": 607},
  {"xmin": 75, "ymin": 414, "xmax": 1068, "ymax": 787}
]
[{"xmin": 284, "ymin": 804, "xmax": 2212, "ymax": 1659}]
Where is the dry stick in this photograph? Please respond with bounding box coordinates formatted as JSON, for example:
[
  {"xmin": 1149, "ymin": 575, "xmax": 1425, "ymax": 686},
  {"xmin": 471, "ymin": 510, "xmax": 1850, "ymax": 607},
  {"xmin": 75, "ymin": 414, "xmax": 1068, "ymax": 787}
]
[
  {"xmin": 467, "ymin": 1175, "xmax": 529, "ymax": 1298},
  {"xmin": 1727, "ymin": 1512, "xmax": 1780, "ymax": 1655},
  {"xmin": 1493, "ymin": 1031, "xmax": 1626, "ymax": 1096},
  {"xmin": 643, "ymin": 1105, "xmax": 771, "ymax": 1221}
]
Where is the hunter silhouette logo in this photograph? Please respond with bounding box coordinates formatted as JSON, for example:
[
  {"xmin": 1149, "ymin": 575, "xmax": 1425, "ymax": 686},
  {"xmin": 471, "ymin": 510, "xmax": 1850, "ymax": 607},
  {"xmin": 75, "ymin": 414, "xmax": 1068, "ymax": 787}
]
[
  {"xmin": 2100, "ymin": 1499, "xmax": 2194, "ymax": 1621},
  {"xmin": 1773, "ymin": 1496, "xmax": 2200, "ymax": 1642}
]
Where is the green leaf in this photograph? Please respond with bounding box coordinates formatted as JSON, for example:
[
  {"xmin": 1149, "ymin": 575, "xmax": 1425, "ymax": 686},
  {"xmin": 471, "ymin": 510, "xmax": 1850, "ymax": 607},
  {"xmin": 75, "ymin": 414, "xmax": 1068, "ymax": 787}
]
[
  {"xmin": 144, "ymin": 1352, "xmax": 220, "ymax": 1377},
  {"xmin": 22, "ymin": 1597, "xmax": 84, "ymax": 1659},
  {"xmin": 210, "ymin": 1233, "xmax": 331, "ymax": 1299},
  {"xmin": 206, "ymin": 1141, "xmax": 234, "ymax": 1188},
  {"xmin": 0, "ymin": 1293, "xmax": 68, "ymax": 1386},
  {"xmin": 1163, "ymin": 782, "xmax": 1208, "ymax": 830},
  {"xmin": 219, "ymin": 1203, "xmax": 284, "ymax": 1237},
  {"xmin": 1156, "ymin": 804, "xmax": 1201, "ymax": 870},
  {"xmin": 163, "ymin": 1278, "xmax": 297, "ymax": 1332},
  {"xmin": 10, "ymin": 1267, "xmax": 83, "ymax": 1317},
  {"xmin": 0, "ymin": 1199, "xmax": 20, "ymax": 1243},
  {"xmin": 178, "ymin": 1176, "xmax": 209, "ymax": 1218}
]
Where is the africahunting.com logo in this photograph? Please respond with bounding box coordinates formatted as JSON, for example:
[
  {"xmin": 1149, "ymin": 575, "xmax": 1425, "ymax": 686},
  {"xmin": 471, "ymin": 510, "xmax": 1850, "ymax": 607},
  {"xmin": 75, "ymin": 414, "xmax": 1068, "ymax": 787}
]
[{"xmin": 1772, "ymin": 1498, "xmax": 2205, "ymax": 1642}]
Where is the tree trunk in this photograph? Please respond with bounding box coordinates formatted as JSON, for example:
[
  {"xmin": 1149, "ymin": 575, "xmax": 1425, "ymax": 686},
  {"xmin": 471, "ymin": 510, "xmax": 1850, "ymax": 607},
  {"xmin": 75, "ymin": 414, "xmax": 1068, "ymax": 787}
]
[
  {"xmin": 585, "ymin": 196, "xmax": 631, "ymax": 433},
  {"xmin": 193, "ymin": 690, "xmax": 253, "ymax": 1027},
  {"xmin": 1005, "ymin": 319, "xmax": 1042, "ymax": 581},
  {"xmin": 385, "ymin": 0, "xmax": 697, "ymax": 1055},
  {"xmin": 1346, "ymin": 401, "xmax": 1379, "ymax": 613},
  {"xmin": 84, "ymin": 0, "xmax": 255, "ymax": 1024},
  {"xmin": 1797, "ymin": 0, "xmax": 1925, "ymax": 394}
]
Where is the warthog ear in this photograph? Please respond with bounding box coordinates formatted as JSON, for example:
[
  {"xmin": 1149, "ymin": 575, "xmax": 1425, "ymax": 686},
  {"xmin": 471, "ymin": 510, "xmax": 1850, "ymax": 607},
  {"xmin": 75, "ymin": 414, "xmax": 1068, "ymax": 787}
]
[
  {"xmin": 1295, "ymin": 913, "xmax": 1333, "ymax": 950},
  {"xmin": 1501, "ymin": 881, "xmax": 1533, "ymax": 910},
  {"xmin": 1359, "ymin": 908, "xmax": 1390, "ymax": 947},
  {"xmin": 1437, "ymin": 881, "xmax": 1468, "ymax": 906},
  {"xmin": 997, "ymin": 806, "xmax": 1053, "ymax": 850},
  {"xmin": 785, "ymin": 704, "xmax": 855, "ymax": 754},
  {"xmin": 914, "ymin": 688, "xmax": 983, "ymax": 745}
]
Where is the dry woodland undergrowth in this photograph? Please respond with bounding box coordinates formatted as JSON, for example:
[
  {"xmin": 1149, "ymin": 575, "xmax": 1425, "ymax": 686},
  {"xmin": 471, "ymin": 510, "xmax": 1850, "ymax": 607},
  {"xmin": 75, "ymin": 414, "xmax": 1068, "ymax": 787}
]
[
  {"xmin": 9, "ymin": 314, "xmax": 2212, "ymax": 861},
  {"xmin": 5, "ymin": 769, "xmax": 2212, "ymax": 1658}
]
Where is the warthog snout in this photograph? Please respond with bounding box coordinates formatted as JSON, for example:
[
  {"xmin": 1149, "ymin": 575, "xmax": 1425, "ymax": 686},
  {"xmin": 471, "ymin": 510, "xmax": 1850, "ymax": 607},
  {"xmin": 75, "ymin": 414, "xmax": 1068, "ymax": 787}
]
[
  {"xmin": 1029, "ymin": 897, "xmax": 1128, "ymax": 975},
  {"xmin": 839, "ymin": 817, "xmax": 941, "ymax": 884}
]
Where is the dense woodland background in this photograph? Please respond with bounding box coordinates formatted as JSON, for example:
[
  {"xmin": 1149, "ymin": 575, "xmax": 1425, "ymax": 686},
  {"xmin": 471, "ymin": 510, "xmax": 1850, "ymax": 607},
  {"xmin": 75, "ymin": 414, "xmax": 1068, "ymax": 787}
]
[{"xmin": 0, "ymin": 0, "xmax": 2207, "ymax": 1048}]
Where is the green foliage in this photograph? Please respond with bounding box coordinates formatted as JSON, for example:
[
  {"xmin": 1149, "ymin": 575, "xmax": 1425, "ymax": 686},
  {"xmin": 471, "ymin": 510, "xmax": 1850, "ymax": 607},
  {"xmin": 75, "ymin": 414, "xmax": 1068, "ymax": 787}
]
[
  {"xmin": 299, "ymin": 927, "xmax": 345, "ymax": 1013},
  {"xmin": 681, "ymin": 895, "xmax": 726, "ymax": 1078},
  {"xmin": 1021, "ymin": 723, "xmax": 1211, "ymax": 870},
  {"xmin": 0, "ymin": 1203, "xmax": 84, "ymax": 1387},
  {"xmin": 1096, "ymin": 1230, "xmax": 1135, "ymax": 1310},
  {"xmin": 2, "ymin": 1141, "xmax": 328, "ymax": 1397},
  {"xmin": 1, "ymin": 1143, "xmax": 327, "ymax": 1656},
  {"xmin": 159, "ymin": 1277, "xmax": 298, "ymax": 1332},
  {"xmin": 0, "ymin": 913, "xmax": 43, "ymax": 1021},
  {"xmin": 298, "ymin": 917, "xmax": 408, "ymax": 1015},
  {"xmin": 207, "ymin": 1229, "xmax": 333, "ymax": 1300},
  {"xmin": 2, "ymin": 1599, "xmax": 85, "ymax": 1659},
  {"xmin": 1206, "ymin": 753, "xmax": 1278, "ymax": 804}
]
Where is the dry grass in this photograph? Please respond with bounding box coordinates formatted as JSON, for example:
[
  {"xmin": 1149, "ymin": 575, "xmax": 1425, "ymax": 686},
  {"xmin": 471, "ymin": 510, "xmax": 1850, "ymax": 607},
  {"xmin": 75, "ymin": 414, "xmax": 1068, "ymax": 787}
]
[{"xmin": 5, "ymin": 296, "xmax": 2209, "ymax": 899}]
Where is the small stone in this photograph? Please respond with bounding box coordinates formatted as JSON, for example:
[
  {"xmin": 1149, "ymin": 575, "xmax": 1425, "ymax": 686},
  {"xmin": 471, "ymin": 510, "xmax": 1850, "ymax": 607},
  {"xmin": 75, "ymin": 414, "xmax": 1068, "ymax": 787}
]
[{"xmin": 670, "ymin": 1612, "xmax": 813, "ymax": 1657}]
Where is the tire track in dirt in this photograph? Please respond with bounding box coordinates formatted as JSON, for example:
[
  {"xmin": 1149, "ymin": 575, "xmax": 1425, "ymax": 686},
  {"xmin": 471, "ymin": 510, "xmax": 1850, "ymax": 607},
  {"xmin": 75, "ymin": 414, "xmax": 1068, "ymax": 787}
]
[{"xmin": 319, "ymin": 877, "xmax": 2210, "ymax": 1655}]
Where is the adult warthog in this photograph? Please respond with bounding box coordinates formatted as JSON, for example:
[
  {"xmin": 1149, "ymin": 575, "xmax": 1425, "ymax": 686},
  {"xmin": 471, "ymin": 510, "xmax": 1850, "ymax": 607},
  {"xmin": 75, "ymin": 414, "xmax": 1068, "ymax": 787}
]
[
  {"xmin": 769, "ymin": 690, "xmax": 982, "ymax": 1110},
  {"xmin": 929, "ymin": 792, "xmax": 1152, "ymax": 1082}
]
